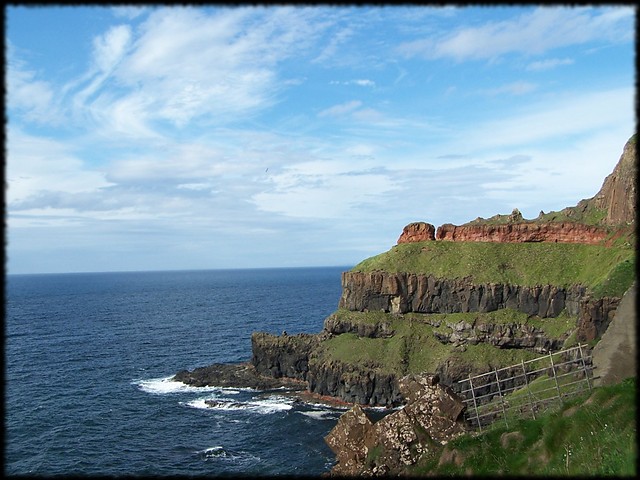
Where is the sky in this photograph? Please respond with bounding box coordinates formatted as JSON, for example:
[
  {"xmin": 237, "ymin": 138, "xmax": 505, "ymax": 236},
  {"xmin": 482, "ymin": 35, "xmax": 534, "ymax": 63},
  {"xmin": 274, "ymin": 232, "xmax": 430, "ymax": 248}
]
[{"xmin": 5, "ymin": 5, "xmax": 637, "ymax": 275}]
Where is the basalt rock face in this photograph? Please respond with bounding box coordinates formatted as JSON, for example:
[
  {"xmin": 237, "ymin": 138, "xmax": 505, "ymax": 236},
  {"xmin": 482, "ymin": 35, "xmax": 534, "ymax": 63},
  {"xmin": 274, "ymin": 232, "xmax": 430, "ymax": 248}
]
[
  {"xmin": 397, "ymin": 222, "xmax": 436, "ymax": 243},
  {"xmin": 435, "ymin": 222, "xmax": 609, "ymax": 244},
  {"xmin": 250, "ymin": 332, "xmax": 323, "ymax": 381},
  {"xmin": 592, "ymin": 136, "xmax": 637, "ymax": 226},
  {"xmin": 339, "ymin": 271, "xmax": 615, "ymax": 342},
  {"xmin": 339, "ymin": 271, "xmax": 584, "ymax": 318},
  {"xmin": 325, "ymin": 373, "xmax": 467, "ymax": 476},
  {"xmin": 576, "ymin": 295, "xmax": 621, "ymax": 342},
  {"xmin": 307, "ymin": 358, "xmax": 402, "ymax": 407}
]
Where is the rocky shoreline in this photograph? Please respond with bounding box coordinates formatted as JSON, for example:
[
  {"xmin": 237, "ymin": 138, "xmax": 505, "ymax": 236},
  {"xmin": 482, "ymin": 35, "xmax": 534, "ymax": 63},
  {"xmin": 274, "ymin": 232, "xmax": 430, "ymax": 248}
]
[
  {"xmin": 172, "ymin": 361, "xmax": 307, "ymax": 391},
  {"xmin": 172, "ymin": 360, "xmax": 392, "ymax": 410}
]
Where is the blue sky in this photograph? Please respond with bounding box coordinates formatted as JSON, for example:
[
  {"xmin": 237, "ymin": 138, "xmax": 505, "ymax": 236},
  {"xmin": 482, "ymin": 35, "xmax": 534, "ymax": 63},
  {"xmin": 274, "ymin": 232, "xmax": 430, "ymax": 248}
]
[{"xmin": 6, "ymin": 5, "xmax": 636, "ymax": 274}]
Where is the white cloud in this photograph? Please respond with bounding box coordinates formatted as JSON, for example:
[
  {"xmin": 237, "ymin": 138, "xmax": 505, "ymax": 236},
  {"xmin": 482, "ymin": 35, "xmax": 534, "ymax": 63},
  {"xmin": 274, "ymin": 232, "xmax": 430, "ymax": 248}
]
[
  {"xmin": 6, "ymin": 49, "xmax": 57, "ymax": 123},
  {"xmin": 93, "ymin": 25, "xmax": 132, "ymax": 72},
  {"xmin": 114, "ymin": 7, "xmax": 330, "ymax": 129},
  {"xmin": 252, "ymin": 168, "xmax": 399, "ymax": 219},
  {"xmin": 312, "ymin": 25, "xmax": 354, "ymax": 64},
  {"xmin": 526, "ymin": 57, "xmax": 574, "ymax": 71},
  {"xmin": 464, "ymin": 87, "xmax": 635, "ymax": 150},
  {"xmin": 12, "ymin": 7, "xmax": 333, "ymax": 138},
  {"xmin": 318, "ymin": 100, "xmax": 362, "ymax": 118},
  {"xmin": 478, "ymin": 81, "xmax": 538, "ymax": 96},
  {"xmin": 397, "ymin": 6, "xmax": 634, "ymax": 61},
  {"xmin": 110, "ymin": 6, "xmax": 148, "ymax": 20},
  {"xmin": 6, "ymin": 128, "xmax": 113, "ymax": 205},
  {"xmin": 330, "ymin": 79, "xmax": 376, "ymax": 87}
]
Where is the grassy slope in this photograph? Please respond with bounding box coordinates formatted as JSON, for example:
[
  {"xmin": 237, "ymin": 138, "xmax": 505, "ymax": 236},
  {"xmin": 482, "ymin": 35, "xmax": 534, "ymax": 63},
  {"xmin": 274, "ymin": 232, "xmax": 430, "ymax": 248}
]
[
  {"xmin": 410, "ymin": 377, "xmax": 637, "ymax": 476},
  {"xmin": 352, "ymin": 240, "xmax": 635, "ymax": 298},
  {"xmin": 316, "ymin": 309, "xmax": 578, "ymax": 377}
]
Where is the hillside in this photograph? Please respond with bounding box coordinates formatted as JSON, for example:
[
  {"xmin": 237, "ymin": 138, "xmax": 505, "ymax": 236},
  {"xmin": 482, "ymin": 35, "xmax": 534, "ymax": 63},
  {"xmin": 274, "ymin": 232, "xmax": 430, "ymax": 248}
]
[{"xmin": 409, "ymin": 378, "xmax": 636, "ymax": 476}]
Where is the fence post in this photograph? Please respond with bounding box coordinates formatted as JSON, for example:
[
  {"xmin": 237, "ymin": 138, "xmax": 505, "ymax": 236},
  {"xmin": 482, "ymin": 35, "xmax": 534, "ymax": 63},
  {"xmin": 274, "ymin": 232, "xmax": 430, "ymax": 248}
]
[
  {"xmin": 549, "ymin": 351, "xmax": 562, "ymax": 402},
  {"xmin": 468, "ymin": 375, "xmax": 482, "ymax": 432},
  {"xmin": 494, "ymin": 368, "xmax": 509, "ymax": 428},
  {"xmin": 521, "ymin": 360, "xmax": 536, "ymax": 420},
  {"xmin": 577, "ymin": 343, "xmax": 593, "ymax": 392}
]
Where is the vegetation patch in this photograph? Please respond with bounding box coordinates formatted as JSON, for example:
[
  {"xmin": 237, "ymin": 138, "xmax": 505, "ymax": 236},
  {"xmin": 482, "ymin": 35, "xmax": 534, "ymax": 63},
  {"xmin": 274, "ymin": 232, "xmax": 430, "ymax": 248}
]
[
  {"xmin": 410, "ymin": 377, "xmax": 636, "ymax": 476},
  {"xmin": 319, "ymin": 309, "xmax": 576, "ymax": 377},
  {"xmin": 352, "ymin": 241, "xmax": 635, "ymax": 298}
]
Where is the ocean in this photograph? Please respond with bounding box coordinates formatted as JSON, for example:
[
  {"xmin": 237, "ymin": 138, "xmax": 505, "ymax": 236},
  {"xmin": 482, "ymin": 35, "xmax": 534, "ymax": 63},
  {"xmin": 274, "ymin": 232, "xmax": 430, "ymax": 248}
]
[{"xmin": 5, "ymin": 266, "xmax": 354, "ymax": 476}]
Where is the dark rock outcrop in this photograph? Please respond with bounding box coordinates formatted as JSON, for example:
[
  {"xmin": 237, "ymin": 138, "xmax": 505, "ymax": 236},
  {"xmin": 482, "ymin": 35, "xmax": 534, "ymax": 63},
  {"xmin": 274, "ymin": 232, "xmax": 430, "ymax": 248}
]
[
  {"xmin": 576, "ymin": 295, "xmax": 621, "ymax": 342},
  {"xmin": 339, "ymin": 271, "xmax": 616, "ymax": 342},
  {"xmin": 172, "ymin": 362, "xmax": 306, "ymax": 390},
  {"xmin": 307, "ymin": 359, "xmax": 402, "ymax": 407},
  {"xmin": 339, "ymin": 271, "xmax": 584, "ymax": 318},
  {"xmin": 251, "ymin": 332, "xmax": 322, "ymax": 381}
]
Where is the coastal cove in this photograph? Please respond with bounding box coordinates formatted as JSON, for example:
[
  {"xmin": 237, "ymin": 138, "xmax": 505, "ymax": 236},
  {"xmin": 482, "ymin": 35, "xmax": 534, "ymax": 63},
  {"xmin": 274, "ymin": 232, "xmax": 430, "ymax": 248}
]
[{"xmin": 5, "ymin": 267, "xmax": 353, "ymax": 476}]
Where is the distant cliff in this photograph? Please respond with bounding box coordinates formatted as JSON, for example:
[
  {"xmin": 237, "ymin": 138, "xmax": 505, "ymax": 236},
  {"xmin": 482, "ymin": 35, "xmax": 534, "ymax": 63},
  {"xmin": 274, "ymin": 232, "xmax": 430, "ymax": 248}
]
[
  {"xmin": 589, "ymin": 134, "xmax": 636, "ymax": 225},
  {"xmin": 397, "ymin": 136, "xmax": 636, "ymax": 246}
]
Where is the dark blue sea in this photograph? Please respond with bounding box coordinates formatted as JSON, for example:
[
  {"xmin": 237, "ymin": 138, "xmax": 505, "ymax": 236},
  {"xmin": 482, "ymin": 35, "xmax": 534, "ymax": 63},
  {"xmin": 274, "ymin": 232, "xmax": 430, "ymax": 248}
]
[{"xmin": 5, "ymin": 266, "xmax": 353, "ymax": 476}]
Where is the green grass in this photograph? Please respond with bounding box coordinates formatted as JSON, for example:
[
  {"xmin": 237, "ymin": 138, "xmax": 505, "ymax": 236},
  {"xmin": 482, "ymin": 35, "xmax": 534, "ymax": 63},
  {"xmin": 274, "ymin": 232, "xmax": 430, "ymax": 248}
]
[
  {"xmin": 411, "ymin": 377, "xmax": 637, "ymax": 476},
  {"xmin": 465, "ymin": 205, "xmax": 609, "ymax": 226},
  {"xmin": 536, "ymin": 202, "xmax": 609, "ymax": 225},
  {"xmin": 317, "ymin": 309, "xmax": 575, "ymax": 377},
  {"xmin": 472, "ymin": 370, "xmax": 594, "ymax": 428},
  {"xmin": 352, "ymin": 241, "xmax": 635, "ymax": 298}
]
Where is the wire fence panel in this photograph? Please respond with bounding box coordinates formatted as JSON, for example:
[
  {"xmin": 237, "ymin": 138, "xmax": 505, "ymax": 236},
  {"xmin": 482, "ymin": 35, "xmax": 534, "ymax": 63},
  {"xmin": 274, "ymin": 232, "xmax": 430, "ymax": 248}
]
[{"xmin": 457, "ymin": 344, "xmax": 595, "ymax": 432}]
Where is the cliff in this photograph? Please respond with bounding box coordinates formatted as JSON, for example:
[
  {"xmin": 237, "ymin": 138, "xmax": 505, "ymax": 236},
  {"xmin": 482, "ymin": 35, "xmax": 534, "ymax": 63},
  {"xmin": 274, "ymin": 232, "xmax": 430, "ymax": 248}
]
[
  {"xmin": 435, "ymin": 221, "xmax": 609, "ymax": 244},
  {"xmin": 583, "ymin": 134, "xmax": 636, "ymax": 226},
  {"xmin": 172, "ymin": 134, "xmax": 636, "ymax": 476},
  {"xmin": 396, "ymin": 135, "xmax": 636, "ymax": 246},
  {"xmin": 398, "ymin": 219, "xmax": 611, "ymax": 245},
  {"xmin": 338, "ymin": 271, "xmax": 621, "ymax": 342}
]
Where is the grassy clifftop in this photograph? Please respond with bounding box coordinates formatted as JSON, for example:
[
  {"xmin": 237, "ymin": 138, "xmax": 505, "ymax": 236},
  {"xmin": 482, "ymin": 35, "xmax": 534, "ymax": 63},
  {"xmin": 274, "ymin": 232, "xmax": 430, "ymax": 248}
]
[{"xmin": 353, "ymin": 239, "xmax": 635, "ymax": 298}]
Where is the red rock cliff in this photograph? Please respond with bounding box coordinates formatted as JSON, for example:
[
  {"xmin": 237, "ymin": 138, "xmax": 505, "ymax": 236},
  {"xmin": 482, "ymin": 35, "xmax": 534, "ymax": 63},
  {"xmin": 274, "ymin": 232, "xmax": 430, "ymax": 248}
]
[
  {"xmin": 397, "ymin": 222, "xmax": 436, "ymax": 243},
  {"xmin": 435, "ymin": 222, "xmax": 609, "ymax": 245}
]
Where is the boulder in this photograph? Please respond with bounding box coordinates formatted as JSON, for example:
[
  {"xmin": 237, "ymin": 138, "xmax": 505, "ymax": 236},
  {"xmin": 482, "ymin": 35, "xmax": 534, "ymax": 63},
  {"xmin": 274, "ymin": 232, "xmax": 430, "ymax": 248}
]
[{"xmin": 325, "ymin": 373, "xmax": 468, "ymax": 475}]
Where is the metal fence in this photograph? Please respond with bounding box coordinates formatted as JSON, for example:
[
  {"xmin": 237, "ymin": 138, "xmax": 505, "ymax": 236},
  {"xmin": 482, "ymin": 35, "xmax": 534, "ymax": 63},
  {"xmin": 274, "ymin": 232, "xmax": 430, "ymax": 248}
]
[{"xmin": 457, "ymin": 344, "xmax": 595, "ymax": 431}]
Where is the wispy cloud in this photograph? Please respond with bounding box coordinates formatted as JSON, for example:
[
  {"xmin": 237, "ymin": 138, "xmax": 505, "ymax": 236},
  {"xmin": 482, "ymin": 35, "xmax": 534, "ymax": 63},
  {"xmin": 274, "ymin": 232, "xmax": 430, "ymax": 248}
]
[
  {"xmin": 7, "ymin": 47, "xmax": 58, "ymax": 124},
  {"xmin": 318, "ymin": 100, "xmax": 362, "ymax": 118},
  {"xmin": 7, "ymin": 128, "xmax": 113, "ymax": 206},
  {"xmin": 330, "ymin": 79, "xmax": 376, "ymax": 87},
  {"xmin": 397, "ymin": 6, "xmax": 634, "ymax": 61},
  {"xmin": 526, "ymin": 57, "xmax": 574, "ymax": 71},
  {"xmin": 464, "ymin": 86, "xmax": 634, "ymax": 150},
  {"xmin": 252, "ymin": 162, "xmax": 400, "ymax": 219},
  {"xmin": 14, "ymin": 7, "xmax": 334, "ymax": 138},
  {"xmin": 477, "ymin": 81, "xmax": 538, "ymax": 96}
]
